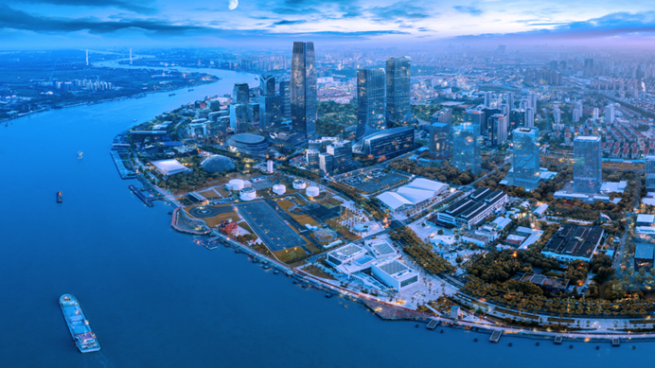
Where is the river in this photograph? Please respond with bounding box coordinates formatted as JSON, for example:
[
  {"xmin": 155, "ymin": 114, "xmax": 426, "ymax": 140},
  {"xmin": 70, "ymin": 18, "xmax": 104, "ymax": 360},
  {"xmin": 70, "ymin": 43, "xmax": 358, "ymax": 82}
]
[{"xmin": 0, "ymin": 64, "xmax": 647, "ymax": 367}]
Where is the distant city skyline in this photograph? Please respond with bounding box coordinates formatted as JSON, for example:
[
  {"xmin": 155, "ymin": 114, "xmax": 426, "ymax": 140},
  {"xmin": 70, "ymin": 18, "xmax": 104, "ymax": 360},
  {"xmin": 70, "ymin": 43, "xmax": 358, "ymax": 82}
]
[{"xmin": 2, "ymin": 1, "xmax": 655, "ymax": 48}]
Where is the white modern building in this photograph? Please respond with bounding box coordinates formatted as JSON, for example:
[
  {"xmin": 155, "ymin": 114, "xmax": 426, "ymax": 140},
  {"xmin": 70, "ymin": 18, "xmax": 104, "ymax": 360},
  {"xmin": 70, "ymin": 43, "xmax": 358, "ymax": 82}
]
[
  {"xmin": 371, "ymin": 258, "xmax": 420, "ymax": 291},
  {"xmin": 151, "ymin": 159, "xmax": 192, "ymax": 177},
  {"xmin": 376, "ymin": 178, "xmax": 449, "ymax": 213}
]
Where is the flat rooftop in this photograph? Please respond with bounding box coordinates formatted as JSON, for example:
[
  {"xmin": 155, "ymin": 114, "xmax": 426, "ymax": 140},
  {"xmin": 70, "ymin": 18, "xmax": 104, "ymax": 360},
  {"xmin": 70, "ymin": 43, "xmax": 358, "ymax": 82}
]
[{"xmin": 543, "ymin": 224, "xmax": 604, "ymax": 259}]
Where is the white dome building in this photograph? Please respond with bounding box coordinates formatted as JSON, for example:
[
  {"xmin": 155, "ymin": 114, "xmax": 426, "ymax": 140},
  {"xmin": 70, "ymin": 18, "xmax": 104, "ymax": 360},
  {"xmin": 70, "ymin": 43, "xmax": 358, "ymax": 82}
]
[
  {"xmin": 306, "ymin": 186, "xmax": 320, "ymax": 197},
  {"xmin": 228, "ymin": 179, "xmax": 245, "ymax": 191},
  {"xmin": 239, "ymin": 187, "xmax": 257, "ymax": 201},
  {"xmin": 272, "ymin": 184, "xmax": 286, "ymax": 195}
]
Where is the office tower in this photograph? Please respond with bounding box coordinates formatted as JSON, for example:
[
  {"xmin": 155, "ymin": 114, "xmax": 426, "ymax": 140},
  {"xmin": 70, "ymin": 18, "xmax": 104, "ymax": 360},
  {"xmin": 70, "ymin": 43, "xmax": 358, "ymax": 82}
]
[
  {"xmin": 525, "ymin": 107, "xmax": 535, "ymax": 128},
  {"xmin": 510, "ymin": 109, "xmax": 525, "ymax": 130},
  {"xmin": 259, "ymin": 94, "xmax": 281, "ymax": 132},
  {"xmin": 593, "ymin": 108, "xmax": 599, "ymax": 119},
  {"xmin": 483, "ymin": 92, "xmax": 491, "ymax": 108},
  {"xmin": 530, "ymin": 93, "xmax": 537, "ymax": 110},
  {"xmin": 356, "ymin": 68, "xmax": 386, "ymax": 140},
  {"xmin": 260, "ymin": 75, "xmax": 276, "ymax": 96},
  {"xmin": 489, "ymin": 114, "xmax": 509, "ymax": 146},
  {"xmin": 279, "ymin": 81, "xmax": 291, "ymax": 120},
  {"xmin": 429, "ymin": 122, "xmax": 452, "ymax": 160},
  {"xmin": 291, "ymin": 41, "xmax": 317, "ymax": 138},
  {"xmin": 385, "ymin": 56, "xmax": 411, "ymax": 124},
  {"xmin": 646, "ymin": 156, "xmax": 655, "ymax": 190},
  {"xmin": 233, "ymin": 83, "xmax": 249, "ymax": 104},
  {"xmin": 229, "ymin": 103, "xmax": 248, "ymax": 133},
  {"xmin": 452, "ymin": 123, "xmax": 482, "ymax": 175},
  {"xmin": 326, "ymin": 139, "xmax": 353, "ymax": 173},
  {"xmin": 306, "ymin": 149, "xmax": 320, "ymax": 171},
  {"xmin": 605, "ymin": 104, "xmax": 615, "ymax": 124},
  {"xmin": 319, "ymin": 152, "xmax": 334, "ymax": 174},
  {"xmin": 432, "ymin": 108, "xmax": 452, "ymax": 125},
  {"xmin": 463, "ymin": 109, "xmax": 486, "ymax": 137},
  {"xmin": 519, "ymin": 99, "xmax": 529, "ymax": 110},
  {"xmin": 499, "ymin": 104, "xmax": 509, "ymax": 116},
  {"xmin": 506, "ymin": 92, "xmax": 515, "ymax": 110},
  {"xmin": 573, "ymin": 135, "xmax": 602, "ymax": 193},
  {"xmin": 553, "ymin": 105, "xmax": 561, "ymax": 124},
  {"xmin": 512, "ymin": 127, "xmax": 541, "ymax": 191},
  {"xmin": 247, "ymin": 102, "xmax": 260, "ymax": 123},
  {"xmin": 572, "ymin": 101, "xmax": 583, "ymax": 123},
  {"xmin": 481, "ymin": 108, "xmax": 500, "ymax": 138}
]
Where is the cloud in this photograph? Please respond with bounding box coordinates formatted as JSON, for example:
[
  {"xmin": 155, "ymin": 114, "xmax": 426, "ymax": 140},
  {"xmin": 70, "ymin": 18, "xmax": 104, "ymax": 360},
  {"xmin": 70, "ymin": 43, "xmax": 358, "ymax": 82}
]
[
  {"xmin": 369, "ymin": 1, "xmax": 432, "ymax": 21},
  {"xmin": 453, "ymin": 6, "xmax": 483, "ymax": 16},
  {"xmin": 7, "ymin": 0, "xmax": 156, "ymax": 14},
  {"xmin": 272, "ymin": 19, "xmax": 307, "ymax": 25},
  {"xmin": 457, "ymin": 11, "xmax": 655, "ymax": 41},
  {"xmin": 271, "ymin": 0, "xmax": 353, "ymax": 15}
]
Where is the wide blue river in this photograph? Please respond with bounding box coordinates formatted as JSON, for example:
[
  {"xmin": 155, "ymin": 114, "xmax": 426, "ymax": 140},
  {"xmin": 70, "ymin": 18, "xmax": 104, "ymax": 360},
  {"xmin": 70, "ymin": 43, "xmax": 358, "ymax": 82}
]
[{"xmin": 0, "ymin": 66, "xmax": 647, "ymax": 367}]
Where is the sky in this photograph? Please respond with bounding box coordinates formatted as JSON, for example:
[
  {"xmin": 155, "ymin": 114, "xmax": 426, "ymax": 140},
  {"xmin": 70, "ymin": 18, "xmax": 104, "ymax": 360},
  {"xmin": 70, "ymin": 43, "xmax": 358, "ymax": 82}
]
[{"xmin": 1, "ymin": 0, "xmax": 655, "ymax": 49}]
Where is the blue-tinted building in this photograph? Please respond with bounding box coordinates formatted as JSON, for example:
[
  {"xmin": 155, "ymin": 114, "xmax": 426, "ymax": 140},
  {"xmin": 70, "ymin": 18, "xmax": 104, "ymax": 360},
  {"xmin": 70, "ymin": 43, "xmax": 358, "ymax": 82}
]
[
  {"xmin": 385, "ymin": 57, "xmax": 411, "ymax": 124},
  {"xmin": 233, "ymin": 83, "xmax": 249, "ymax": 104},
  {"xmin": 259, "ymin": 94, "xmax": 281, "ymax": 133},
  {"xmin": 573, "ymin": 135, "xmax": 602, "ymax": 193},
  {"xmin": 230, "ymin": 103, "xmax": 248, "ymax": 133},
  {"xmin": 356, "ymin": 68, "xmax": 386, "ymax": 140},
  {"xmin": 429, "ymin": 122, "xmax": 452, "ymax": 160},
  {"xmin": 260, "ymin": 75, "xmax": 276, "ymax": 96},
  {"xmin": 291, "ymin": 41, "xmax": 317, "ymax": 138},
  {"xmin": 279, "ymin": 81, "xmax": 291, "ymax": 120},
  {"xmin": 357, "ymin": 126, "xmax": 414, "ymax": 158},
  {"xmin": 452, "ymin": 123, "xmax": 482, "ymax": 175},
  {"xmin": 512, "ymin": 127, "xmax": 541, "ymax": 191}
]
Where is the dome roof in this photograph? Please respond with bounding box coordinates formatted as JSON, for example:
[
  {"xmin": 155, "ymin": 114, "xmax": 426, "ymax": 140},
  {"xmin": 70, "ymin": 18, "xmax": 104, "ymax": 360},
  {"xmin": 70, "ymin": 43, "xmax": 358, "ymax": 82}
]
[{"xmin": 200, "ymin": 155, "xmax": 235, "ymax": 173}]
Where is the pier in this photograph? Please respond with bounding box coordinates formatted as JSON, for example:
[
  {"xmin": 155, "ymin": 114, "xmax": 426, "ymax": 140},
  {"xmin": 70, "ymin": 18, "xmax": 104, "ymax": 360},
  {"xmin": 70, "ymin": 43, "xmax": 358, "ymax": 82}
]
[
  {"xmin": 426, "ymin": 319, "xmax": 440, "ymax": 330},
  {"xmin": 110, "ymin": 150, "xmax": 135, "ymax": 179},
  {"xmin": 612, "ymin": 338, "xmax": 620, "ymax": 347},
  {"xmin": 554, "ymin": 336, "xmax": 563, "ymax": 345},
  {"xmin": 489, "ymin": 330, "xmax": 502, "ymax": 343},
  {"xmin": 129, "ymin": 185, "xmax": 153, "ymax": 207}
]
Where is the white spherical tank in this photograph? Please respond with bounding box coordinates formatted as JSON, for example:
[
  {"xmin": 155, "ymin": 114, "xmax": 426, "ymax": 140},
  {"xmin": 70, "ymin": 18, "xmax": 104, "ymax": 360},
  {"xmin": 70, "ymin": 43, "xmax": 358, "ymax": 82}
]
[
  {"xmin": 306, "ymin": 186, "xmax": 320, "ymax": 197},
  {"xmin": 229, "ymin": 179, "xmax": 244, "ymax": 191},
  {"xmin": 273, "ymin": 184, "xmax": 286, "ymax": 195},
  {"xmin": 293, "ymin": 179, "xmax": 307, "ymax": 189},
  {"xmin": 239, "ymin": 187, "xmax": 256, "ymax": 201}
]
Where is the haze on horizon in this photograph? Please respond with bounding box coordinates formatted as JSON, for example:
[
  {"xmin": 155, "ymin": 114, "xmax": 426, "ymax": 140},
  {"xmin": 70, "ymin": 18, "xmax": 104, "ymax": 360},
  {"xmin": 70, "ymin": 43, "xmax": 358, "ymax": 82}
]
[{"xmin": 1, "ymin": 0, "xmax": 655, "ymax": 49}]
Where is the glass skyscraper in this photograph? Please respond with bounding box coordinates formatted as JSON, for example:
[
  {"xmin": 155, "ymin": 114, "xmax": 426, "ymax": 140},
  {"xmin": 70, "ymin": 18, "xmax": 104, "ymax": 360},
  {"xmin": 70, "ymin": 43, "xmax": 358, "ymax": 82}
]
[
  {"xmin": 385, "ymin": 57, "xmax": 411, "ymax": 124},
  {"xmin": 291, "ymin": 41, "xmax": 317, "ymax": 138},
  {"xmin": 356, "ymin": 68, "xmax": 386, "ymax": 140},
  {"xmin": 260, "ymin": 75, "xmax": 276, "ymax": 97},
  {"xmin": 429, "ymin": 122, "xmax": 452, "ymax": 160},
  {"xmin": 233, "ymin": 83, "xmax": 249, "ymax": 104},
  {"xmin": 512, "ymin": 127, "xmax": 541, "ymax": 191},
  {"xmin": 279, "ymin": 81, "xmax": 291, "ymax": 120},
  {"xmin": 573, "ymin": 135, "xmax": 602, "ymax": 193},
  {"xmin": 452, "ymin": 123, "xmax": 482, "ymax": 175}
]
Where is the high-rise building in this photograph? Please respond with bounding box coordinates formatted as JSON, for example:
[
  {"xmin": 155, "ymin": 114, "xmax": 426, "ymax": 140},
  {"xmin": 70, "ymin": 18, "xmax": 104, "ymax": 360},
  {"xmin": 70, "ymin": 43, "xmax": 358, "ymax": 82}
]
[
  {"xmin": 452, "ymin": 123, "xmax": 482, "ymax": 175},
  {"xmin": 489, "ymin": 114, "xmax": 509, "ymax": 146},
  {"xmin": 592, "ymin": 108, "xmax": 599, "ymax": 119},
  {"xmin": 553, "ymin": 105, "xmax": 561, "ymax": 124},
  {"xmin": 260, "ymin": 75, "xmax": 276, "ymax": 96},
  {"xmin": 356, "ymin": 68, "xmax": 386, "ymax": 140},
  {"xmin": 525, "ymin": 107, "xmax": 535, "ymax": 128},
  {"xmin": 432, "ymin": 108, "xmax": 452, "ymax": 125},
  {"xmin": 259, "ymin": 94, "xmax": 282, "ymax": 132},
  {"xmin": 530, "ymin": 93, "xmax": 537, "ymax": 110},
  {"xmin": 572, "ymin": 101, "xmax": 583, "ymax": 123},
  {"xmin": 279, "ymin": 81, "xmax": 291, "ymax": 119},
  {"xmin": 463, "ymin": 109, "xmax": 486, "ymax": 136},
  {"xmin": 247, "ymin": 102, "xmax": 259, "ymax": 123},
  {"xmin": 326, "ymin": 139, "xmax": 353, "ymax": 173},
  {"xmin": 506, "ymin": 92, "xmax": 515, "ymax": 110},
  {"xmin": 510, "ymin": 109, "xmax": 525, "ymax": 130},
  {"xmin": 573, "ymin": 135, "xmax": 602, "ymax": 194},
  {"xmin": 306, "ymin": 149, "xmax": 320, "ymax": 171},
  {"xmin": 385, "ymin": 56, "xmax": 411, "ymax": 124},
  {"xmin": 229, "ymin": 103, "xmax": 248, "ymax": 133},
  {"xmin": 605, "ymin": 104, "xmax": 615, "ymax": 124},
  {"xmin": 233, "ymin": 83, "xmax": 249, "ymax": 104},
  {"xmin": 512, "ymin": 127, "xmax": 541, "ymax": 191},
  {"xmin": 319, "ymin": 153, "xmax": 334, "ymax": 174},
  {"xmin": 646, "ymin": 155, "xmax": 655, "ymax": 190},
  {"xmin": 429, "ymin": 122, "xmax": 452, "ymax": 160},
  {"xmin": 291, "ymin": 41, "xmax": 317, "ymax": 138}
]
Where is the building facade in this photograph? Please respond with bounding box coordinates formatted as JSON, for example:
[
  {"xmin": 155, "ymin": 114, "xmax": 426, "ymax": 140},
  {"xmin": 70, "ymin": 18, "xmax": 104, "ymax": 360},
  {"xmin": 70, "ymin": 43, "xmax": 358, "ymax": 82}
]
[
  {"xmin": 291, "ymin": 41, "xmax": 317, "ymax": 138},
  {"xmin": 452, "ymin": 123, "xmax": 482, "ymax": 175},
  {"xmin": 573, "ymin": 135, "xmax": 603, "ymax": 194},
  {"xmin": 357, "ymin": 126, "xmax": 414, "ymax": 158},
  {"xmin": 233, "ymin": 83, "xmax": 249, "ymax": 104},
  {"xmin": 429, "ymin": 122, "xmax": 452, "ymax": 160},
  {"xmin": 512, "ymin": 127, "xmax": 541, "ymax": 191},
  {"xmin": 356, "ymin": 68, "xmax": 386, "ymax": 140},
  {"xmin": 279, "ymin": 81, "xmax": 291, "ymax": 120},
  {"xmin": 385, "ymin": 57, "xmax": 411, "ymax": 124}
]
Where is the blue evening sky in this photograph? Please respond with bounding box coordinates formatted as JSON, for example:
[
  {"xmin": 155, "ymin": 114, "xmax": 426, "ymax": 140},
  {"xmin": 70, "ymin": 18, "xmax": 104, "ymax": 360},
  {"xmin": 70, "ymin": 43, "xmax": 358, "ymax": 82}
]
[{"xmin": 1, "ymin": 0, "xmax": 655, "ymax": 48}]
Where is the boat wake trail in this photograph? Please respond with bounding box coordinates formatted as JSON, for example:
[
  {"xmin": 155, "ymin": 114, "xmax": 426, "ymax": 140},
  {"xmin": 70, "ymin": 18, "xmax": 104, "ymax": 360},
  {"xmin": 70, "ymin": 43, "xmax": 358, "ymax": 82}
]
[{"xmin": 84, "ymin": 352, "xmax": 116, "ymax": 368}]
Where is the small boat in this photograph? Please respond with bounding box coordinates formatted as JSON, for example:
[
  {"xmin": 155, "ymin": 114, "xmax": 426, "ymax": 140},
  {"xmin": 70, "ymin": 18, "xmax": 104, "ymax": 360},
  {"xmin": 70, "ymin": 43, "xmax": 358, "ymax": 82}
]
[
  {"xmin": 59, "ymin": 294, "xmax": 101, "ymax": 353},
  {"xmin": 188, "ymin": 89, "xmax": 194, "ymax": 91},
  {"xmin": 56, "ymin": 192, "xmax": 63, "ymax": 203},
  {"xmin": 78, "ymin": 152, "xmax": 83, "ymax": 159},
  {"xmin": 168, "ymin": 93, "xmax": 175, "ymax": 97},
  {"xmin": 133, "ymin": 119, "xmax": 137, "ymax": 122}
]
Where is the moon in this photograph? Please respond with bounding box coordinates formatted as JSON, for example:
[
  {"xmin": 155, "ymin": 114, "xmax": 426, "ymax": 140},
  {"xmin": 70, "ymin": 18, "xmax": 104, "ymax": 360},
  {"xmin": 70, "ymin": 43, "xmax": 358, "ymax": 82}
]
[{"xmin": 228, "ymin": 0, "xmax": 238, "ymax": 10}]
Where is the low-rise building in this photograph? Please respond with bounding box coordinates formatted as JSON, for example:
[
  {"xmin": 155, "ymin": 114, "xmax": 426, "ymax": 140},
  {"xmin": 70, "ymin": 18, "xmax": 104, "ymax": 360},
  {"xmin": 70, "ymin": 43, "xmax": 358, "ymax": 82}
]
[
  {"xmin": 371, "ymin": 258, "xmax": 420, "ymax": 291},
  {"xmin": 541, "ymin": 224, "xmax": 604, "ymax": 262},
  {"xmin": 436, "ymin": 188, "xmax": 509, "ymax": 229}
]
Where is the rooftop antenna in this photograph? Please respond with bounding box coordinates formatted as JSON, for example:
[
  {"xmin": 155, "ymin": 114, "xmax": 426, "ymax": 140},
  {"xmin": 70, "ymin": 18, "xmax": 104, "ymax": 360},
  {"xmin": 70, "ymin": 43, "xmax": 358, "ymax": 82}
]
[
  {"xmin": 86, "ymin": 49, "xmax": 89, "ymax": 66},
  {"xmin": 130, "ymin": 48, "xmax": 133, "ymax": 65}
]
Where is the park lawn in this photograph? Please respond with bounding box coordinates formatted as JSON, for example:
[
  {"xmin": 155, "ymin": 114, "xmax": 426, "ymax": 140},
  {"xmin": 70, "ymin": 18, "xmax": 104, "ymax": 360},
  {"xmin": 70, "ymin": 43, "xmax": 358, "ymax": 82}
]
[
  {"xmin": 239, "ymin": 221, "xmax": 253, "ymax": 233},
  {"xmin": 274, "ymin": 246, "xmax": 310, "ymax": 264},
  {"xmin": 214, "ymin": 185, "xmax": 232, "ymax": 197},
  {"xmin": 202, "ymin": 212, "xmax": 240, "ymax": 227},
  {"xmin": 198, "ymin": 188, "xmax": 221, "ymax": 199},
  {"xmin": 302, "ymin": 264, "xmax": 337, "ymax": 280},
  {"xmin": 277, "ymin": 199, "xmax": 319, "ymax": 227}
]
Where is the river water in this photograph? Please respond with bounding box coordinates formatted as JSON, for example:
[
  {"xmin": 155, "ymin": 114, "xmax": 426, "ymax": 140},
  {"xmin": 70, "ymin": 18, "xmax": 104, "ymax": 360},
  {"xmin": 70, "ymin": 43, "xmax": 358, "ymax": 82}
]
[{"xmin": 0, "ymin": 65, "xmax": 648, "ymax": 367}]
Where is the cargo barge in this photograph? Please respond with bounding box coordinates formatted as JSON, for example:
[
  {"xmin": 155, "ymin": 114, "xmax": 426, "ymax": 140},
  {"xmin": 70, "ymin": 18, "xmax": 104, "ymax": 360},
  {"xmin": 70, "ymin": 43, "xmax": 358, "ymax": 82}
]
[{"xmin": 59, "ymin": 294, "xmax": 101, "ymax": 353}]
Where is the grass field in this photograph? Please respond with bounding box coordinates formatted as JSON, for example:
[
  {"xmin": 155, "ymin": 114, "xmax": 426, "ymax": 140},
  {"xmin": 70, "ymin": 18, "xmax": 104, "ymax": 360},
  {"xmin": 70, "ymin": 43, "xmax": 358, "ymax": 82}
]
[
  {"xmin": 198, "ymin": 188, "xmax": 222, "ymax": 199},
  {"xmin": 274, "ymin": 247, "xmax": 310, "ymax": 264},
  {"xmin": 276, "ymin": 199, "xmax": 319, "ymax": 227},
  {"xmin": 302, "ymin": 265, "xmax": 337, "ymax": 280},
  {"xmin": 239, "ymin": 222, "xmax": 253, "ymax": 233}
]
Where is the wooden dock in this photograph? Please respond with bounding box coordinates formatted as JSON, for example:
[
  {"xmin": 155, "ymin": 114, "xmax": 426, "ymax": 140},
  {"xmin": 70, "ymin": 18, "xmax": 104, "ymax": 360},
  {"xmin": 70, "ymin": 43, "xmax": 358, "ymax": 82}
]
[
  {"xmin": 129, "ymin": 185, "xmax": 153, "ymax": 207},
  {"xmin": 489, "ymin": 330, "xmax": 502, "ymax": 343},
  {"xmin": 554, "ymin": 336, "xmax": 563, "ymax": 345},
  {"xmin": 426, "ymin": 319, "xmax": 440, "ymax": 330},
  {"xmin": 612, "ymin": 338, "xmax": 620, "ymax": 347}
]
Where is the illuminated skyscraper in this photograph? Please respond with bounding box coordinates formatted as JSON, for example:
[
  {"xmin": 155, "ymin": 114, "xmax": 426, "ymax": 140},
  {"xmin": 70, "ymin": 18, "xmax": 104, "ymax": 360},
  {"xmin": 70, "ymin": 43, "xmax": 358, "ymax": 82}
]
[
  {"xmin": 291, "ymin": 41, "xmax": 317, "ymax": 138},
  {"xmin": 452, "ymin": 123, "xmax": 482, "ymax": 175},
  {"xmin": 229, "ymin": 103, "xmax": 248, "ymax": 133},
  {"xmin": 279, "ymin": 81, "xmax": 291, "ymax": 119},
  {"xmin": 573, "ymin": 135, "xmax": 602, "ymax": 193},
  {"xmin": 385, "ymin": 56, "xmax": 411, "ymax": 124},
  {"xmin": 259, "ymin": 74, "xmax": 281, "ymax": 132},
  {"xmin": 233, "ymin": 83, "xmax": 249, "ymax": 104},
  {"xmin": 429, "ymin": 122, "xmax": 451, "ymax": 160},
  {"xmin": 356, "ymin": 68, "xmax": 386, "ymax": 140},
  {"xmin": 260, "ymin": 75, "xmax": 276, "ymax": 96},
  {"xmin": 512, "ymin": 127, "xmax": 541, "ymax": 191}
]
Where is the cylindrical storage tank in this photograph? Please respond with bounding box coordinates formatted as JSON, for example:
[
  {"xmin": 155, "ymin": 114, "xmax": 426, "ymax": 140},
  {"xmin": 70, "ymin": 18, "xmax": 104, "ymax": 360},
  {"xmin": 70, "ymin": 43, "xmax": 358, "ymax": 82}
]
[
  {"xmin": 229, "ymin": 179, "xmax": 244, "ymax": 191},
  {"xmin": 273, "ymin": 184, "xmax": 286, "ymax": 195},
  {"xmin": 293, "ymin": 179, "xmax": 307, "ymax": 189},
  {"xmin": 239, "ymin": 188, "xmax": 256, "ymax": 201},
  {"xmin": 306, "ymin": 186, "xmax": 319, "ymax": 197}
]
